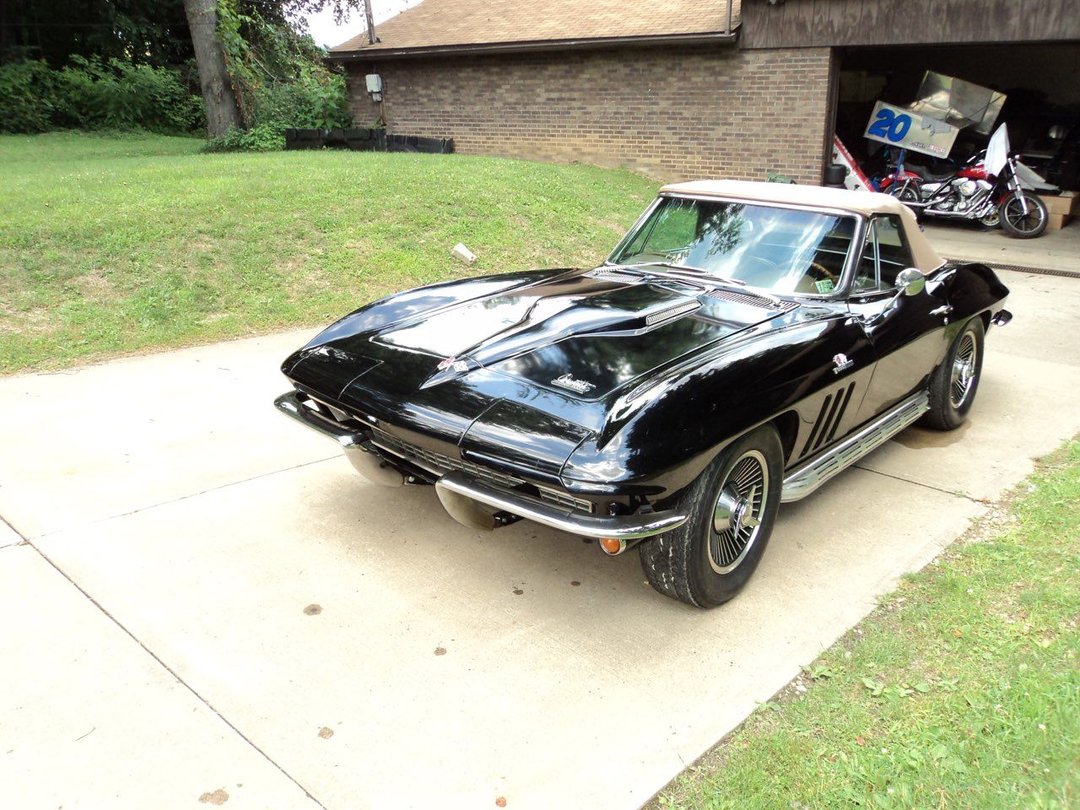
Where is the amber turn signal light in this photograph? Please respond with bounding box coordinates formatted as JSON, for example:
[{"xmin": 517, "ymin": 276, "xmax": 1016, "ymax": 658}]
[{"xmin": 598, "ymin": 537, "xmax": 626, "ymax": 556}]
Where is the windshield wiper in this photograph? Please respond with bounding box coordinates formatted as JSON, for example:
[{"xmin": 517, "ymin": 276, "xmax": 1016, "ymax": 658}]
[
  {"xmin": 626, "ymin": 262, "xmax": 757, "ymax": 293},
  {"xmin": 606, "ymin": 261, "xmax": 720, "ymax": 291},
  {"xmin": 619, "ymin": 261, "xmax": 752, "ymax": 286},
  {"xmin": 607, "ymin": 261, "xmax": 785, "ymax": 305},
  {"xmin": 605, "ymin": 262, "xmax": 715, "ymax": 292},
  {"xmin": 628, "ymin": 261, "xmax": 714, "ymax": 275}
]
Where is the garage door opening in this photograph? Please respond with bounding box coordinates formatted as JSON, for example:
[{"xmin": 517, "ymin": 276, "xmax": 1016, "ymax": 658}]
[{"xmin": 833, "ymin": 43, "xmax": 1080, "ymax": 194}]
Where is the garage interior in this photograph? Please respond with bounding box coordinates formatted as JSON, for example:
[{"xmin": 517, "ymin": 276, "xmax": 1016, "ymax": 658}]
[{"xmin": 833, "ymin": 43, "xmax": 1080, "ymax": 196}]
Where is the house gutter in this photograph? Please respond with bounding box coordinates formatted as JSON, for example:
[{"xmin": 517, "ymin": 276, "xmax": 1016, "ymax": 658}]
[{"xmin": 327, "ymin": 29, "xmax": 739, "ymax": 62}]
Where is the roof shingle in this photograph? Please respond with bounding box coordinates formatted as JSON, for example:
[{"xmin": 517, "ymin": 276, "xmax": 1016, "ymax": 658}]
[{"xmin": 332, "ymin": 0, "xmax": 741, "ymax": 53}]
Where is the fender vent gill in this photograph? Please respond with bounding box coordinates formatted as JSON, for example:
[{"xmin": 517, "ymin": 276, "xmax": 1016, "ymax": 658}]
[{"xmin": 801, "ymin": 381, "xmax": 856, "ymax": 457}]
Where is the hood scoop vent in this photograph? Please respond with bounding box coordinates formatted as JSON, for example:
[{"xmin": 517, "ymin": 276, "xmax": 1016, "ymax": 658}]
[
  {"xmin": 644, "ymin": 300, "xmax": 700, "ymax": 326},
  {"xmin": 704, "ymin": 287, "xmax": 794, "ymax": 311}
]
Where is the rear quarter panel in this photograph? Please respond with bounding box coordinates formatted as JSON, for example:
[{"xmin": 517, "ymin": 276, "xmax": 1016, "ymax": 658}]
[{"xmin": 942, "ymin": 263, "xmax": 1010, "ymax": 324}]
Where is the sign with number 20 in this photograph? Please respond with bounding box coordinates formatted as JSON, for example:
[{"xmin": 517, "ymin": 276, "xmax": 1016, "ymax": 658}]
[{"xmin": 863, "ymin": 101, "xmax": 958, "ymax": 159}]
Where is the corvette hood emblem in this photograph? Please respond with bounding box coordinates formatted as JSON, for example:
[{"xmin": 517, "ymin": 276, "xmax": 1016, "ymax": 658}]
[
  {"xmin": 437, "ymin": 356, "xmax": 469, "ymax": 373},
  {"xmin": 551, "ymin": 373, "xmax": 596, "ymax": 394},
  {"xmin": 832, "ymin": 353, "xmax": 854, "ymax": 374}
]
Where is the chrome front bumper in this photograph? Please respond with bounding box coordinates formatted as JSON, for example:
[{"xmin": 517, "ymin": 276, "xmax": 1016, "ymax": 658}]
[
  {"xmin": 275, "ymin": 390, "xmax": 687, "ymax": 540},
  {"xmin": 275, "ymin": 390, "xmax": 361, "ymax": 447},
  {"xmin": 434, "ymin": 472, "xmax": 687, "ymax": 540}
]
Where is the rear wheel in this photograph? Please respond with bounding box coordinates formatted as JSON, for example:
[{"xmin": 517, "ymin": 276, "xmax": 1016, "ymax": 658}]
[
  {"xmin": 922, "ymin": 317, "xmax": 985, "ymax": 430},
  {"xmin": 640, "ymin": 425, "xmax": 783, "ymax": 608},
  {"xmin": 978, "ymin": 208, "xmax": 1001, "ymax": 229},
  {"xmin": 999, "ymin": 192, "xmax": 1048, "ymax": 238},
  {"xmin": 894, "ymin": 183, "xmax": 921, "ymax": 204}
]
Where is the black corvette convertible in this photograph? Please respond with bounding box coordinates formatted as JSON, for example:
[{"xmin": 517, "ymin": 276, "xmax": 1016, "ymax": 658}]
[{"xmin": 276, "ymin": 180, "xmax": 1011, "ymax": 608}]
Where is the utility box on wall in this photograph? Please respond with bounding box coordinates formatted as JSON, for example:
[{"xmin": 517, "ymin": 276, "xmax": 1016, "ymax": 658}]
[{"xmin": 365, "ymin": 74, "xmax": 383, "ymax": 101}]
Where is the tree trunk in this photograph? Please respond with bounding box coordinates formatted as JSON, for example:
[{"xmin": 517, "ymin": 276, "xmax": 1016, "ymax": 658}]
[{"xmin": 183, "ymin": 0, "xmax": 242, "ymax": 138}]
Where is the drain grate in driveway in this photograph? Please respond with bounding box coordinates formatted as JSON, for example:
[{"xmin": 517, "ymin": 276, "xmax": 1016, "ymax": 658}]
[{"xmin": 945, "ymin": 259, "xmax": 1080, "ymax": 280}]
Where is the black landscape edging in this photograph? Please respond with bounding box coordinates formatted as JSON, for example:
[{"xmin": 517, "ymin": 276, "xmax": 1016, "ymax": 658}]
[{"xmin": 285, "ymin": 128, "xmax": 453, "ymax": 154}]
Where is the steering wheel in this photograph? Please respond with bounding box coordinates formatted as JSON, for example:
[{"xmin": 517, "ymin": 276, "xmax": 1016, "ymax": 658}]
[
  {"xmin": 806, "ymin": 261, "xmax": 836, "ymax": 281},
  {"xmin": 797, "ymin": 261, "xmax": 839, "ymax": 294}
]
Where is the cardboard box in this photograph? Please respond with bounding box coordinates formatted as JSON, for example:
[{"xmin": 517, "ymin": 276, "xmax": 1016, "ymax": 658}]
[
  {"xmin": 1039, "ymin": 191, "xmax": 1078, "ymax": 231},
  {"xmin": 1040, "ymin": 191, "xmax": 1077, "ymax": 216}
]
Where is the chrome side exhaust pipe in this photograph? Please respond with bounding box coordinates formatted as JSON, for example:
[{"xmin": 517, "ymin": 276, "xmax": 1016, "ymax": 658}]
[
  {"xmin": 342, "ymin": 441, "xmax": 405, "ymax": 487},
  {"xmin": 435, "ymin": 484, "xmax": 502, "ymax": 531}
]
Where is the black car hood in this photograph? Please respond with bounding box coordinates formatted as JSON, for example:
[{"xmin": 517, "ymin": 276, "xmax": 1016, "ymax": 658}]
[{"xmin": 284, "ymin": 267, "xmax": 799, "ymax": 477}]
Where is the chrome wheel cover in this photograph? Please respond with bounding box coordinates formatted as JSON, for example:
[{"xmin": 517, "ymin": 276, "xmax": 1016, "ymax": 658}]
[
  {"xmin": 709, "ymin": 449, "xmax": 769, "ymax": 574},
  {"xmin": 950, "ymin": 329, "xmax": 979, "ymax": 409}
]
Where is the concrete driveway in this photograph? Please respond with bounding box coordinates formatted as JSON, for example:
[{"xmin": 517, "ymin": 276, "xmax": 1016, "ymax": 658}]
[{"xmin": 2, "ymin": 269, "xmax": 1079, "ymax": 809}]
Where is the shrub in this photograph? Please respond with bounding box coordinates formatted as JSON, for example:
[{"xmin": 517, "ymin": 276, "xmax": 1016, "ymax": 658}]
[
  {"xmin": 0, "ymin": 9, "xmax": 350, "ymax": 146},
  {"xmin": 0, "ymin": 60, "xmax": 58, "ymax": 132},
  {"xmin": 214, "ymin": 1, "xmax": 353, "ymax": 150},
  {"xmin": 204, "ymin": 123, "xmax": 285, "ymax": 152},
  {"xmin": 0, "ymin": 57, "xmax": 204, "ymax": 134},
  {"xmin": 252, "ymin": 72, "xmax": 351, "ymax": 131},
  {"xmin": 59, "ymin": 57, "xmax": 203, "ymax": 133}
]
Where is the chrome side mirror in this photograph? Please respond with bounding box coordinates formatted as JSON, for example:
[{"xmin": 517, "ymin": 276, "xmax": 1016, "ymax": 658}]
[{"xmin": 896, "ymin": 268, "xmax": 926, "ymax": 296}]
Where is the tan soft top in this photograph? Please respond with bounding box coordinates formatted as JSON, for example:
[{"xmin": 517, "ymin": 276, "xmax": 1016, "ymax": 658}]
[{"xmin": 661, "ymin": 179, "xmax": 945, "ymax": 273}]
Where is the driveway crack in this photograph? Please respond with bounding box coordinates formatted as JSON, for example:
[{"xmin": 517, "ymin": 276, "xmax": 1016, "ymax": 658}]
[
  {"xmin": 25, "ymin": 541, "xmax": 328, "ymax": 810},
  {"xmin": 0, "ymin": 514, "xmax": 28, "ymax": 547},
  {"xmin": 852, "ymin": 464, "xmax": 986, "ymax": 503},
  {"xmin": 31, "ymin": 455, "xmax": 339, "ymax": 541}
]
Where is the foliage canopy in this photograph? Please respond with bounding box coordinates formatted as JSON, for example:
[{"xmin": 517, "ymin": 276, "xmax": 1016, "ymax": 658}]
[{"xmin": 0, "ymin": 0, "xmax": 361, "ymax": 142}]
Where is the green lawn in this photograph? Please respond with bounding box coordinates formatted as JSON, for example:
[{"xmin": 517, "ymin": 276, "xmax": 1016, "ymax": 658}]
[
  {"xmin": 652, "ymin": 439, "xmax": 1080, "ymax": 809},
  {"xmin": 0, "ymin": 132, "xmax": 657, "ymax": 373}
]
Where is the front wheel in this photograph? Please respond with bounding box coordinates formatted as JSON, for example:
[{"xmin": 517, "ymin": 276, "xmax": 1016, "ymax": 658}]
[
  {"xmin": 639, "ymin": 425, "xmax": 783, "ymax": 608},
  {"xmin": 999, "ymin": 192, "xmax": 1048, "ymax": 238}
]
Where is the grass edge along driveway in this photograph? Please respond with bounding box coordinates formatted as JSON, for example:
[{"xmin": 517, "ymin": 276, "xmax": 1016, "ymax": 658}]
[
  {"xmin": 0, "ymin": 132, "xmax": 657, "ymax": 374},
  {"xmin": 651, "ymin": 438, "xmax": 1080, "ymax": 810}
]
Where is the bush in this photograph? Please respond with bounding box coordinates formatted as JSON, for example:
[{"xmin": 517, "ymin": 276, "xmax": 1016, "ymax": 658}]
[
  {"xmin": 0, "ymin": 10, "xmax": 351, "ymax": 146},
  {"xmin": 204, "ymin": 123, "xmax": 285, "ymax": 152},
  {"xmin": 58, "ymin": 57, "xmax": 204, "ymax": 132},
  {"xmin": 214, "ymin": 2, "xmax": 352, "ymax": 151},
  {"xmin": 0, "ymin": 57, "xmax": 204, "ymax": 134},
  {"xmin": 201, "ymin": 66, "xmax": 351, "ymax": 153},
  {"xmin": 252, "ymin": 72, "xmax": 351, "ymax": 131},
  {"xmin": 0, "ymin": 60, "xmax": 58, "ymax": 133}
]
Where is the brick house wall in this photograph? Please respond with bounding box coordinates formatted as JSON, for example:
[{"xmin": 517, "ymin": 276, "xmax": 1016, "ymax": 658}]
[{"xmin": 343, "ymin": 46, "xmax": 834, "ymax": 184}]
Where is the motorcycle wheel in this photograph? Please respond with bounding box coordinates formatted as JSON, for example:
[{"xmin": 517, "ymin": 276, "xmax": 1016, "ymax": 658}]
[
  {"xmin": 978, "ymin": 209, "xmax": 1001, "ymax": 229},
  {"xmin": 896, "ymin": 185, "xmax": 921, "ymax": 204},
  {"xmin": 999, "ymin": 192, "xmax": 1048, "ymax": 239},
  {"xmin": 888, "ymin": 182, "xmax": 921, "ymax": 204}
]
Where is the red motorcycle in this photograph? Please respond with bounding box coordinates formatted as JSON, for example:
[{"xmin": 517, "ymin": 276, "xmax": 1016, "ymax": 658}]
[{"xmin": 882, "ymin": 149, "xmax": 1048, "ymax": 239}]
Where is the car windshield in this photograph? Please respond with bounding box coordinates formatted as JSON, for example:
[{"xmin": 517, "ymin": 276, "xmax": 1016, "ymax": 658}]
[{"xmin": 609, "ymin": 197, "xmax": 858, "ymax": 296}]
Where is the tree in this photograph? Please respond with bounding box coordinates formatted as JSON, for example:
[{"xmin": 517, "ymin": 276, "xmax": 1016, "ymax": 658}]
[
  {"xmin": 182, "ymin": 0, "xmax": 362, "ymax": 138},
  {"xmin": 182, "ymin": 0, "xmax": 242, "ymax": 136}
]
